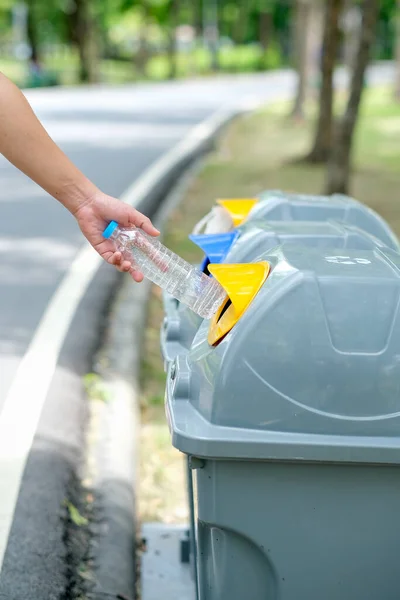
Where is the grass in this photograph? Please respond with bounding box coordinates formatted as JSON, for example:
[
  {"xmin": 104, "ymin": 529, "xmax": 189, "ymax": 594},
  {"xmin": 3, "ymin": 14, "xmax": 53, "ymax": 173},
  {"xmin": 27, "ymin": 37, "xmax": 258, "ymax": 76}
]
[{"xmin": 138, "ymin": 85, "xmax": 400, "ymax": 524}]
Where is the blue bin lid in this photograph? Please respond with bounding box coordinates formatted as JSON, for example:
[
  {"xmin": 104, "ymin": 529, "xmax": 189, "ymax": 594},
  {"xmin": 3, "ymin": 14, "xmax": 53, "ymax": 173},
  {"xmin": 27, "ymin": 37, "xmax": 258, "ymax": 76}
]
[{"xmin": 190, "ymin": 231, "xmax": 240, "ymax": 271}]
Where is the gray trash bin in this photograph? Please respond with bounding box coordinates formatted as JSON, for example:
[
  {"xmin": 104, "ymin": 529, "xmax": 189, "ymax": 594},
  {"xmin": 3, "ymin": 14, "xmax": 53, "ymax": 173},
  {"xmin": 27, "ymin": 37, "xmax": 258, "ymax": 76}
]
[
  {"xmin": 246, "ymin": 192, "xmax": 399, "ymax": 250},
  {"xmin": 161, "ymin": 220, "xmax": 398, "ymax": 366},
  {"xmin": 166, "ymin": 243, "xmax": 400, "ymax": 600}
]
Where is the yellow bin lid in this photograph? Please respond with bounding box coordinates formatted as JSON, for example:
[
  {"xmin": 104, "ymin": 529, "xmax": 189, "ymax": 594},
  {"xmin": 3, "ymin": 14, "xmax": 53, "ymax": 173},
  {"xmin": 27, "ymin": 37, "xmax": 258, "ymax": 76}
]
[
  {"xmin": 208, "ymin": 261, "xmax": 270, "ymax": 346},
  {"xmin": 216, "ymin": 199, "xmax": 259, "ymax": 227}
]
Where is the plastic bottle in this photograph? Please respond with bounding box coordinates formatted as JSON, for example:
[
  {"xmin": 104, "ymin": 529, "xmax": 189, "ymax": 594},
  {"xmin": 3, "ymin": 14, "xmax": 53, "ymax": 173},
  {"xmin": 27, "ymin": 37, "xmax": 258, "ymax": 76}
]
[{"xmin": 103, "ymin": 221, "xmax": 227, "ymax": 319}]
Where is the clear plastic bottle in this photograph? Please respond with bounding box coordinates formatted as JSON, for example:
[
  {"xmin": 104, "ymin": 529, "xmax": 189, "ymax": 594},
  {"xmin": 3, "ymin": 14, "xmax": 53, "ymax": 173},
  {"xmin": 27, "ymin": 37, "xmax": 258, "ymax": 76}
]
[{"xmin": 103, "ymin": 221, "xmax": 227, "ymax": 319}]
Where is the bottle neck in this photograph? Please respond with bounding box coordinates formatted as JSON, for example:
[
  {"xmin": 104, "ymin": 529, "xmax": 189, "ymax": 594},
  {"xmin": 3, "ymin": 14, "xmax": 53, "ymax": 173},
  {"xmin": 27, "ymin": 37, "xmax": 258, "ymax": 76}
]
[{"xmin": 110, "ymin": 228, "xmax": 120, "ymax": 242}]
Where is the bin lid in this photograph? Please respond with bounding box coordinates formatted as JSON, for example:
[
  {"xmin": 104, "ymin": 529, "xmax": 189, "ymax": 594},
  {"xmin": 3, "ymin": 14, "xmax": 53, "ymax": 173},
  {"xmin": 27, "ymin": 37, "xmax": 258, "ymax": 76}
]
[
  {"xmin": 246, "ymin": 193, "xmax": 399, "ymax": 251},
  {"xmin": 189, "ymin": 231, "xmax": 239, "ymax": 271},
  {"xmin": 216, "ymin": 199, "xmax": 259, "ymax": 226},
  {"xmin": 164, "ymin": 222, "xmax": 388, "ymax": 363},
  {"xmin": 166, "ymin": 244, "xmax": 400, "ymax": 464},
  {"xmin": 224, "ymin": 220, "xmax": 388, "ymax": 264}
]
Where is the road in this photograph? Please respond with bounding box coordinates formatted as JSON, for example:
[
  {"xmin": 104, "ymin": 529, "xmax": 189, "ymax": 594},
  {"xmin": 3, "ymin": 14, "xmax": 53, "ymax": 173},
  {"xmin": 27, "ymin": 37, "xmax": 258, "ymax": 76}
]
[{"xmin": 0, "ymin": 65, "xmax": 393, "ymax": 599}]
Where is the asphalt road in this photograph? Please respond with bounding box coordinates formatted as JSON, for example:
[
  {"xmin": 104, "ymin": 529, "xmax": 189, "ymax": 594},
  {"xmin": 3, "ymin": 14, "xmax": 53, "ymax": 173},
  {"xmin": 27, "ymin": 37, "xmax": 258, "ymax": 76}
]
[{"xmin": 0, "ymin": 65, "xmax": 393, "ymax": 599}]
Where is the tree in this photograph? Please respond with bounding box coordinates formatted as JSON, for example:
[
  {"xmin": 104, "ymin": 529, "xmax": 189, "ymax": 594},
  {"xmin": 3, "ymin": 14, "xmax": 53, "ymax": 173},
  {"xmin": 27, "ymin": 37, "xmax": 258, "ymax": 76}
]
[
  {"xmin": 291, "ymin": 0, "xmax": 310, "ymax": 118},
  {"xmin": 395, "ymin": 0, "xmax": 400, "ymax": 100},
  {"xmin": 291, "ymin": 0, "xmax": 324, "ymax": 120},
  {"xmin": 232, "ymin": 1, "xmax": 251, "ymax": 45},
  {"xmin": 68, "ymin": 0, "xmax": 99, "ymax": 83},
  {"xmin": 193, "ymin": 0, "xmax": 204, "ymax": 39},
  {"xmin": 341, "ymin": 0, "xmax": 362, "ymax": 73},
  {"xmin": 167, "ymin": 0, "xmax": 180, "ymax": 79},
  {"xmin": 26, "ymin": 0, "xmax": 40, "ymax": 63},
  {"xmin": 203, "ymin": 0, "xmax": 219, "ymax": 70},
  {"xmin": 135, "ymin": 2, "xmax": 152, "ymax": 78},
  {"xmin": 306, "ymin": 0, "xmax": 344, "ymax": 163},
  {"xmin": 258, "ymin": 0, "xmax": 274, "ymax": 53},
  {"xmin": 325, "ymin": 0, "xmax": 379, "ymax": 194},
  {"xmin": 24, "ymin": 0, "xmax": 69, "ymax": 67}
]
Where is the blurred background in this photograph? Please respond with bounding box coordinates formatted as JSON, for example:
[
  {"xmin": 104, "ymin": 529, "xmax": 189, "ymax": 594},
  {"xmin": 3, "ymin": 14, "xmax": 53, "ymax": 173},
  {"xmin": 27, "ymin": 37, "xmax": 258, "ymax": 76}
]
[{"xmin": 0, "ymin": 0, "xmax": 396, "ymax": 89}]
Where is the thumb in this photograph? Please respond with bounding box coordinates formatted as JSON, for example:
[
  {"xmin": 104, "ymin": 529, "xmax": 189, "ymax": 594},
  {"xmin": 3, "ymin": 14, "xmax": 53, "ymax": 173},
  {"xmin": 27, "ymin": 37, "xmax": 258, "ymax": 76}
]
[
  {"xmin": 106, "ymin": 198, "xmax": 159, "ymax": 236},
  {"xmin": 108, "ymin": 199, "xmax": 135, "ymax": 227}
]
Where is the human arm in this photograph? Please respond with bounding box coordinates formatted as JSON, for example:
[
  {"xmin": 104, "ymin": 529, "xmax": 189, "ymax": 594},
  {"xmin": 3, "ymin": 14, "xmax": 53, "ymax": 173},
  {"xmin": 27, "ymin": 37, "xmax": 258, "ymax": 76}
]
[{"xmin": 0, "ymin": 72, "xmax": 159, "ymax": 281}]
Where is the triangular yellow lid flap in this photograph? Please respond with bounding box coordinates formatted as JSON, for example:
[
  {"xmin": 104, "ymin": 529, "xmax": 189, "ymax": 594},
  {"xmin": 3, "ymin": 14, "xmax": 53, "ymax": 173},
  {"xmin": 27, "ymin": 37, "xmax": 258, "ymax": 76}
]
[
  {"xmin": 207, "ymin": 262, "xmax": 270, "ymax": 345},
  {"xmin": 216, "ymin": 199, "xmax": 258, "ymax": 226}
]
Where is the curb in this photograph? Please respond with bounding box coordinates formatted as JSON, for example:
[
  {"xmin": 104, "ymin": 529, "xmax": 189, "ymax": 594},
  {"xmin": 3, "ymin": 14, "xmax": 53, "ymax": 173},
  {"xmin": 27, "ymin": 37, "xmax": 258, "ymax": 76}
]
[{"xmin": 87, "ymin": 103, "xmax": 259, "ymax": 600}]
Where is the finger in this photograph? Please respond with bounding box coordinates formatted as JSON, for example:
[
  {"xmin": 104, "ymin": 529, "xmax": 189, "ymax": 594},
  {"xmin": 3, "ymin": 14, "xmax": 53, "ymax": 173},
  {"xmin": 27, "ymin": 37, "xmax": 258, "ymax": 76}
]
[
  {"xmin": 130, "ymin": 267, "xmax": 144, "ymax": 283},
  {"xmin": 94, "ymin": 239, "xmax": 116, "ymax": 262},
  {"xmin": 102, "ymin": 197, "xmax": 159, "ymax": 237},
  {"xmin": 110, "ymin": 254, "xmax": 132, "ymax": 273},
  {"xmin": 109, "ymin": 251, "xmax": 123, "ymax": 266},
  {"xmin": 131, "ymin": 212, "xmax": 160, "ymax": 236},
  {"xmin": 121, "ymin": 260, "xmax": 132, "ymax": 272}
]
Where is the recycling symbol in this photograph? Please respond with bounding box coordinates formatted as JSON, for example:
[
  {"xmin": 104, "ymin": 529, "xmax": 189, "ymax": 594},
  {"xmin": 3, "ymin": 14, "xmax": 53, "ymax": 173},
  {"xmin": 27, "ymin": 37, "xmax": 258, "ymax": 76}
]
[{"xmin": 325, "ymin": 255, "xmax": 371, "ymax": 265}]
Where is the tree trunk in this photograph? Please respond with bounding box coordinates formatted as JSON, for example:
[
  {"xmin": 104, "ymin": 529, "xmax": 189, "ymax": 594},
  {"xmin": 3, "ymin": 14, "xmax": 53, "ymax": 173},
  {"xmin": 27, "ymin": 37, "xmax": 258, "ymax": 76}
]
[
  {"xmin": 395, "ymin": 0, "xmax": 400, "ymax": 100},
  {"xmin": 291, "ymin": 0, "xmax": 324, "ymax": 120},
  {"xmin": 233, "ymin": 0, "xmax": 250, "ymax": 45},
  {"xmin": 167, "ymin": 0, "xmax": 180, "ymax": 80},
  {"xmin": 306, "ymin": 0, "xmax": 344, "ymax": 163},
  {"xmin": 307, "ymin": 1, "xmax": 324, "ymax": 93},
  {"xmin": 325, "ymin": 0, "xmax": 379, "ymax": 195},
  {"xmin": 74, "ymin": 0, "xmax": 99, "ymax": 83},
  {"xmin": 135, "ymin": 3, "xmax": 151, "ymax": 78},
  {"xmin": 291, "ymin": 1, "xmax": 311, "ymax": 119},
  {"xmin": 193, "ymin": 0, "xmax": 203, "ymax": 39},
  {"xmin": 204, "ymin": 0, "xmax": 219, "ymax": 71},
  {"xmin": 259, "ymin": 11, "xmax": 273, "ymax": 52},
  {"xmin": 26, "ymin": 0, "xmax": 40, "ymax": 63},
  {"xmin": 342, "ymin": 0, "xmax": 362, "ymax": 74}
]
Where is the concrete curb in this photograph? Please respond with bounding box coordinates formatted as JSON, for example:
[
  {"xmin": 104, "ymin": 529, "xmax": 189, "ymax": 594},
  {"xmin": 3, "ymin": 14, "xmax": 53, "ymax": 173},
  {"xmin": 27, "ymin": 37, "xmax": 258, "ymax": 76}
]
[{"xmin": 87, "ymin": 103, "xmax": 259, "ymax": 600}]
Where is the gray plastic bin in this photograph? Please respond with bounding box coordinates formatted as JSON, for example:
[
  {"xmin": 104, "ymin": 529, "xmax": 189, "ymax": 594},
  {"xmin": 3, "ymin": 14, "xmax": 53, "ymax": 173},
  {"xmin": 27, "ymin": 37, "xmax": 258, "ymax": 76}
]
[
  {"xmin": 248, "ymin": 192, "xmax": 399, "ymax": 250},
  {"xmin": 160, "ymin": 220, "xmax": 396, "ymax": 366},
  {"xmin": 166, "ymin": 243, "xmax": 400, "ymax": 600}
]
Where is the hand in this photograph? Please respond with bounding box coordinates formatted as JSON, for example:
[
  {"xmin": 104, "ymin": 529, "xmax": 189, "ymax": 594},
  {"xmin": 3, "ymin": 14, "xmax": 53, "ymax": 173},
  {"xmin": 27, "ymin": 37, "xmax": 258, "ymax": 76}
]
[{"xmin": 75, "ymin": 190, "xmax": 159, "ymax": 282}]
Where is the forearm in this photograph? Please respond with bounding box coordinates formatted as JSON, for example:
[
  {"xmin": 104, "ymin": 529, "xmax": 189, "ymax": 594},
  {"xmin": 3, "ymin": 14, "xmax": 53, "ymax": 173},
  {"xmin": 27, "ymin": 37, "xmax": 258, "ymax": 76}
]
[{"xmin": 0, "ymin": 72, "xmax": 98, "ymax": 214}]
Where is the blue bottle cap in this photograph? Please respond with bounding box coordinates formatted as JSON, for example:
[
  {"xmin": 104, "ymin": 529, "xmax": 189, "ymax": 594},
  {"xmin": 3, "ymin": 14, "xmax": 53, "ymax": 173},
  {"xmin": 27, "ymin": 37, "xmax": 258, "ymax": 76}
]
[
  {"xmin": 189, "ymin": 231, "xmax": 240, "ymax": 265},
  {"xmin": 103, "ymin": 221, "xmax": 119, "ymax": 239}
]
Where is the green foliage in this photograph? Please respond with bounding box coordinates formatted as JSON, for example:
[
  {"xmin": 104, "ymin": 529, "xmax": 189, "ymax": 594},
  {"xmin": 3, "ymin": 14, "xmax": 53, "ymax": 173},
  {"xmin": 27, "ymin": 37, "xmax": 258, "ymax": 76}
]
[
  {"xmin": 0, "ymin": 0, "xmax": 397, "ymax": 85},
  {"xmin": 219, "ymin": 42, "xmax": 282, "ymax": 73},
  {"xmin": 28, "ymin": 0, "xmax": 70, "ymax": 45},
  {"xmin": 370, "ymin": 0, "xmax": 397, "ymax": 59}
]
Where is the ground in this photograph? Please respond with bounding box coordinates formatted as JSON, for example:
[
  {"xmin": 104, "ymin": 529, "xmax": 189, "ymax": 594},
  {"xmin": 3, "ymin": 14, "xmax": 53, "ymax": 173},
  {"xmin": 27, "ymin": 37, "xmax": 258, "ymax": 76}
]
[{"xmin": 138, "ymin": 85, "xmax": 400, "ymax": 524}]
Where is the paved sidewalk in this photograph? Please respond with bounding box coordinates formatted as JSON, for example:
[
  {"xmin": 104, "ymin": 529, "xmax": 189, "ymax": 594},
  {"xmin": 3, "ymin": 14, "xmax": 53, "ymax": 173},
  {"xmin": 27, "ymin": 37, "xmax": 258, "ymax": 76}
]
[{"xmin": 142, "ymin": 523, "xmax": 196, "ymax": 600}]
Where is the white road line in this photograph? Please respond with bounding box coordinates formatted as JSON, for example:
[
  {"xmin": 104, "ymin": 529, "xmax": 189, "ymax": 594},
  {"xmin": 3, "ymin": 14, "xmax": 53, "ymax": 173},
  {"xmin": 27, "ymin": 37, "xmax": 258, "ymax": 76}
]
[{"xmin": 0, "ymin": 99, "xmax": 258, "ymax": 570}]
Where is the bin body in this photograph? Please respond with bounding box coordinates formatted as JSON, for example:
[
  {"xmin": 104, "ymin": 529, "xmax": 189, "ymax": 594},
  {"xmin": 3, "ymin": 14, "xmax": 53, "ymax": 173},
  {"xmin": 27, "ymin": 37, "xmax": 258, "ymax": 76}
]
[
  {"xmin": 161, "ymin": 289, "xmax": 202, "ymax": 369},
  {"xmin": 195, "ymin": 461, "xmax": 400, "ymax": 600},
  {"xmin": 166, "ymin": 244, "xmax": 400, "ymax": 600}
]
